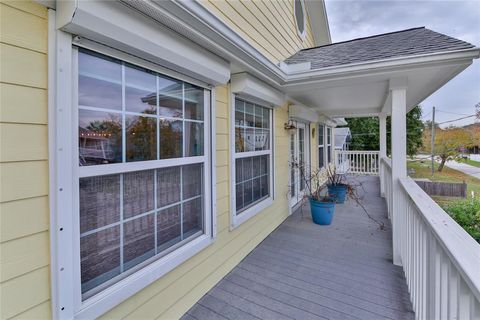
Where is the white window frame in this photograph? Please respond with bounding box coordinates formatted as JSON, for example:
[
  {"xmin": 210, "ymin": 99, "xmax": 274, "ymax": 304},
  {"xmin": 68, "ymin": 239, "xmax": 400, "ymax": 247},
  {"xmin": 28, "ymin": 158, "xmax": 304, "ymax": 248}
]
[
  {"xmin": 318, "ymin": 124, "xmax": 325, "ymax": 169},
  {"xmin": 326, "ymin": 126, "xmax": 333, "ymax": 164},
  {"xmin": 50, "ymin": 28, "xmax": 216, "ymax": 319},
  {"xmin": 294, "ymin": 0, "xmax": 307, "ymax": 40},
  {"xmin": 230, "ymin": 95, "xmax": 274, "ymax": 229}
]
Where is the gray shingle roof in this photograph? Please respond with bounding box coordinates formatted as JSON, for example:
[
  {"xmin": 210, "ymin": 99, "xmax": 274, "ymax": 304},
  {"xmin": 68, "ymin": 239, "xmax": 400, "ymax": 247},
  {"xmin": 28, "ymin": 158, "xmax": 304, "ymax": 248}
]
[{"xmin": 284, "ymin": 27, "xmax": 475, "ymax": 70}]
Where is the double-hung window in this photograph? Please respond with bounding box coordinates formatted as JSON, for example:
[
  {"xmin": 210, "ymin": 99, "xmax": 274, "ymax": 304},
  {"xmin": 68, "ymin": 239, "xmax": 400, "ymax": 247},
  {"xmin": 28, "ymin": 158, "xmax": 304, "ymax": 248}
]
[
  {"xmin": 318, "ymin": 124, "xmax": 325, "ymax": 168},
  {"xmin": 232, "ymin": 97, "xmax": 273, "ymax": 227},
  {"xmin": 76, "ymin": 48, "xmax": 211, "ymax": 300}
]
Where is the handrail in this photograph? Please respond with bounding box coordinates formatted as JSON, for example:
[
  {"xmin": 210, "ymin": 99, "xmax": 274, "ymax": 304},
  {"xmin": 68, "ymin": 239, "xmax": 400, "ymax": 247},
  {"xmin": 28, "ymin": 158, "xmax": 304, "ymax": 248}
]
[
  {"xmin": 335, "ymin": 150, "xmax": 379, "ymax": 175},
  {"xmin": 397, "ymin": 177, "xmax": 480, "ymax": 318},
  {"xmin": 380, "ymin": 156, "xmax": 391, "ymax": 168},
  {"xmin": 400, "ymin": 177, "xmax": 480, "ymax": 301}
]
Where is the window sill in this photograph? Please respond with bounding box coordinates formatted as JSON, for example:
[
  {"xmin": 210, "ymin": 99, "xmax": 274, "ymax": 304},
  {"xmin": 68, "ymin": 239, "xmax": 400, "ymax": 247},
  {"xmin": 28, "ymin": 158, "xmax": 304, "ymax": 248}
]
[
  {"xmin": 230, "ymin": 197, "xmax": 274, "ymax": 230},
  {"xmin": 74, "ymin": 234, "xmax": 214, "ymax": 319}
]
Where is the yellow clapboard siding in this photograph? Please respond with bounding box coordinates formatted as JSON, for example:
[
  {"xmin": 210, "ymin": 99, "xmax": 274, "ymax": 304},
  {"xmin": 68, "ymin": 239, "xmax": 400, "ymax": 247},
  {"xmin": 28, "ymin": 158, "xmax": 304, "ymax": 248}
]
[
  {"xmin": 225, "ymin": 0, "xmax": 297, "ymax": 56},
  {"xmin": 9, "ymin": 301, "xmax": 51, "ymax": 320},
  {"xmin": 215, "ymin": 85, "xmax": 229, "ymax": 104},
  {"xmin": 216, "ymin": 165, "xmax": 229, "ymax": 184},
  {"xmin": 0, "ymin": 161, "xmax": 49, "ymax": 202},
  {"xmin": 0, "ymin": 123, "xmax": 48, "ymax": 162},
  {"xmin": 216, "ymin": 180, "xmax": 229, "ymax": 200},
  {"xmin": 0, "ymin": 231, "xmax": 50, "ymax": 282},
  {"xmin": 0, "ymin": 196, "xmax": 49, "ymax": 243},
  {"xmin": 202, "ymin": 0, "xmax": 278, "ymax": 62},
  {"xmin": 217, "ymin": 210, "xmax": 230, "ymax": 231},
  {"xmin": 0, "ymin": 3, "xmax": 47, "ymax": 53},
  {"xmin": 247, "ymin": 1, "xmax": 302, "ymax": 52},
  {"xmin": 216, "ymin": 196, "xmax": 229, "ymax": 216},
  {"xmin": 215, "ymin": 117, "xmax": 228, "ymax": 135},
  {"xmin": 0, "ymin": 0, "xmax": 47, "ymax": 19},
  {"xmin": 216, "ymin": 150, "xmax": 229, "ymax": 167},
  {"xmin": 0, "ymin": 266, "xmax": 50, "ymax": 319},
  {"xmin": 0, "ymin": 83, "xmax": 48, "ymax": 124},
  {"xmin": 0, "ymin": 43, "xmax": 47, "ymax": 89},
  {"xmin": 215, "ymin": 133, "xmax": 229, "ymax": 151}
]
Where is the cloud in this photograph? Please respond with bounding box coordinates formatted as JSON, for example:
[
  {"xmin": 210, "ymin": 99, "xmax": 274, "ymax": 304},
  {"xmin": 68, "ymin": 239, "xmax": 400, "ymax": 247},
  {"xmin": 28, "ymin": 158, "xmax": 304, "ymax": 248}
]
[{"xmin": 325, "ymin": 0, "xmax": 480, "ymax": 126}]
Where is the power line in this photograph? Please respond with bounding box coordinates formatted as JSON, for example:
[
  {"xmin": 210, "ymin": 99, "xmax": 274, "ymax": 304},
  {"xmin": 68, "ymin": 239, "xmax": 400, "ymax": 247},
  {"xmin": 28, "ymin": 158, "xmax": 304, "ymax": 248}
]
[
  {"xmin": 436, "ymin": 109, "xmax": 473, "ymax": 117},
  {"xmin": 437, "ymin": 114, "xmax": 476, "ymax": 125}
]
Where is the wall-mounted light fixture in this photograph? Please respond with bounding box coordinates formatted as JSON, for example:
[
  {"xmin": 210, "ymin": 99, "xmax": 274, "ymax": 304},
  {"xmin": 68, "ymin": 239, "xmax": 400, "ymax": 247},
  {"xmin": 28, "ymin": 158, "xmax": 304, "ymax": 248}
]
[
  {"xmin": 312, "ymin": 127, "xmax": 316, "ymax": 138},
  {"xmin": 284, "ymin": 120, "xmax": 297, "ymax": 135}
]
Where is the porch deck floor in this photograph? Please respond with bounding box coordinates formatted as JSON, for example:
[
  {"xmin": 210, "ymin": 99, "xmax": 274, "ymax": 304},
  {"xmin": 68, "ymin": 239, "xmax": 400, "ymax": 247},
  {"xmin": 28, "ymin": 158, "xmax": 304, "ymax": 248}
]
[{"xmin": 182, "ymin": 176, "xmax": 414, "ymax": 320}]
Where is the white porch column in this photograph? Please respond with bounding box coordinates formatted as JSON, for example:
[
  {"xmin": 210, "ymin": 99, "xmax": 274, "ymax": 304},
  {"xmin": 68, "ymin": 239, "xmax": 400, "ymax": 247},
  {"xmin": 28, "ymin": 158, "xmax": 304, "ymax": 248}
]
[
  {"xmin": 390, "ymin": 79, "xmax": 407, "ymax": 266},
  {"xmin": 379, "ymin": 114, "xmax": 387, "ymax": 197}
]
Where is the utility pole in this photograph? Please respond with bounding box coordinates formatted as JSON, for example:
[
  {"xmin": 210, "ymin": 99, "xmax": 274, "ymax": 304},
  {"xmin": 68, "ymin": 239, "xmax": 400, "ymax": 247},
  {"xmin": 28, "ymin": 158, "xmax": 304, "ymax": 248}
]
[{"xmin": 431, "ymin": 106, "xmax": 436, "ymax": 176}]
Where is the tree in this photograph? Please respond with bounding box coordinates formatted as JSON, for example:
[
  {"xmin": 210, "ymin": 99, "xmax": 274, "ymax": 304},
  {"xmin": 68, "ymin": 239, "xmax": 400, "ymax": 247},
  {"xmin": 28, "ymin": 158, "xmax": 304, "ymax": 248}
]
[
  {"xmin": 345, "ymin": 106, "xmax": 424, "ymax": 157},
  {"xmin": 423, "ymin": 126, "xmax": 475, "ymax": 172}
]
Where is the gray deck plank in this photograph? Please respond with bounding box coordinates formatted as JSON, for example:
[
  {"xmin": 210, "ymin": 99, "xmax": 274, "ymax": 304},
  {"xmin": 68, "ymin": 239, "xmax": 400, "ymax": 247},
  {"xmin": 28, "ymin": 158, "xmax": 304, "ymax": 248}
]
[{"xmin": 183, "ymin": 176, "xmax": 414, "ymax": 320}]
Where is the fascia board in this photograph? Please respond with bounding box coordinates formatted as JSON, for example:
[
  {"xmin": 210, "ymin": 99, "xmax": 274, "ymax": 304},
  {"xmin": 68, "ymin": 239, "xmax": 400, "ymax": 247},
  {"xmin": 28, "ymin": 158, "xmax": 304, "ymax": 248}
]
[
  {"xmin": 231, "ymin": 73, "xmax": 285, "ymax": 107},
  {"xmin": 57, "ymin": 0, "xmax": 230, "ymax": 85}
]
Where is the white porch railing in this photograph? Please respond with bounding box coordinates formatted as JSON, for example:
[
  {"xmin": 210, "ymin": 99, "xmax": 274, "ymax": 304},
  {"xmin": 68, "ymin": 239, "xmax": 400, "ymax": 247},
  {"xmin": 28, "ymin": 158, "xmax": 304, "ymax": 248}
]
[
  {"xmin": 335, "ymin": 150, "xmax": 379, "ymax": 175},
  {"xmin": 381, "ymin": 157, "xmax": 480, "ymax": 319}
]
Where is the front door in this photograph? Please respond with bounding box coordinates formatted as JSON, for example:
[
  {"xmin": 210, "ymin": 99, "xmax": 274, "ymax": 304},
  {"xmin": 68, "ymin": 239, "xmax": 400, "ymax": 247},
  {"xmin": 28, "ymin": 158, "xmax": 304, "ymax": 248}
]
[{"xmin": 289, "ymin": 122, "xmax": 308, "ymax": 208}]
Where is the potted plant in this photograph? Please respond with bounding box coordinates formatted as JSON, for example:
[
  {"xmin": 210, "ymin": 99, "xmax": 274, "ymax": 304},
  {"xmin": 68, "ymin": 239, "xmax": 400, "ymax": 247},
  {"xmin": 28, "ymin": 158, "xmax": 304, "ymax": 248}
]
[
  {"xmin": 325, "ymin": 166, "xmax": 349, "ymax": 204},
  {"xmin": 292, "ymin": 162, "xmax": 336, "ymax": 225}
]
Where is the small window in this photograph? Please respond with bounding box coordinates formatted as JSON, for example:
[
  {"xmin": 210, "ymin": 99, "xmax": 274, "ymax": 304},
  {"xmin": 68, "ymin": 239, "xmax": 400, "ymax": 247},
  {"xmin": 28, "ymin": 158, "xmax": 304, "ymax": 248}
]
[
  {"xmin": 318, "ymin": 124, "xmax": 324, "ymax": 168},
  {"xmin": 77, "ymin": 49, "xmax": 209, "ymax": 299},
  {"xmin": 233, "ymin": 98, "xmax": 273, "ymax": 220},
  {"xmin": 294, "ymin": 0, "xmax": 306, "ymax": 39}
]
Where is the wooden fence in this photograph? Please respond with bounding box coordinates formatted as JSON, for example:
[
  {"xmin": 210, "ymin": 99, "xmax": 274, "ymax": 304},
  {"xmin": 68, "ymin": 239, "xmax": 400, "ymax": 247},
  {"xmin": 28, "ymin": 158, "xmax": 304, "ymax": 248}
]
[{"xmin": 414, "ymin": 180, "xmax": 467, "ymax": 198}]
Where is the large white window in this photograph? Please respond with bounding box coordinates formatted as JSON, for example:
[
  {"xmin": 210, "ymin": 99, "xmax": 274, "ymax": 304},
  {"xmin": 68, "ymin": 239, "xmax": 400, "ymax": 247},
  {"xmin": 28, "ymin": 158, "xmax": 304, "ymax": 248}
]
[
  {"xmin": 231, "ymin": 97, "xmax": 273, "ymax": 227},
  {"xmin": 75, "ymin": 48, "xmax": 212, "ymax": 301}
]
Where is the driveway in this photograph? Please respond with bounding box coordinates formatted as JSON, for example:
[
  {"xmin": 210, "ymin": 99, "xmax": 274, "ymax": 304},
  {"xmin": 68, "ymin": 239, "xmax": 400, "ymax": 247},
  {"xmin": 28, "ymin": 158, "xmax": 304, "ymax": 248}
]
[{"xmin": 445, "ymin": 160, "xmax": 480, "ymax": 180}]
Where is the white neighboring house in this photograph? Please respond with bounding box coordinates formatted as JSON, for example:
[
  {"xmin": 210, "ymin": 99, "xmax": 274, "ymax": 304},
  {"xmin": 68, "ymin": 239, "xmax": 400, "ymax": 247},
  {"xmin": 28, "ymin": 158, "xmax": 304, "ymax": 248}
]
[{"xmin": 334, "ymin": 127, "xmax": 351, "ymax": 172}]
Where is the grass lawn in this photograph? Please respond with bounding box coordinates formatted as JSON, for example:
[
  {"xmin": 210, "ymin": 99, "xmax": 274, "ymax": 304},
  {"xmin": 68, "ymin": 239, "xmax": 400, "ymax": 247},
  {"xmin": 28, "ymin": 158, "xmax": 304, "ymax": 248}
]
[
  {"xmin": 459, "ymin": 158, "xmax": 480, "ymax": 168},
  {"xmin": 407, "ymin": 160, "xmax": 480, "ymax": 197}
]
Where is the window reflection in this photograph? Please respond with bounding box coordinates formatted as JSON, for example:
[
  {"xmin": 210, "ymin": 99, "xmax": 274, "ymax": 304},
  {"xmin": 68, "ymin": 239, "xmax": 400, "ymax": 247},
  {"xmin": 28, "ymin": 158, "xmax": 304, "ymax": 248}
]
[
  {"xmin": 185, "ymin": 121, "xmax": 203, "ymax": 157},
  {"xmin": 160, "ymin": 119, "xmax": 182, "ymax": 159},
  {"xmin": 158, "ymin": 76, "xmax": 183, "ymax": 118},
  {"xmin": 79, "ymin": 109, "xmax": 122, "ymax": 166},
  {"xmin": 79, "ymin": 51, "xmax": 122, "ymax": 110},
  {"xmin": 184, "ymin": 84, "xmax": 204, "ymax": 120},
  {"xmin": 126, "ymin": 115, "xmax": 157, "ymax": 162},
  {"xmin": 125, "ymin": 65, "xmax": 156, "ymax": 114}
]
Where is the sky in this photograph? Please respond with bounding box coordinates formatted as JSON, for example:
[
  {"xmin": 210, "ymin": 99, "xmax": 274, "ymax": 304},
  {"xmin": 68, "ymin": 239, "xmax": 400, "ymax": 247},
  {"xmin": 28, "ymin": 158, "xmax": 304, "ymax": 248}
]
[{"xmin": 324, "ymin": 0, "xmax": 480, "ymax": 127}]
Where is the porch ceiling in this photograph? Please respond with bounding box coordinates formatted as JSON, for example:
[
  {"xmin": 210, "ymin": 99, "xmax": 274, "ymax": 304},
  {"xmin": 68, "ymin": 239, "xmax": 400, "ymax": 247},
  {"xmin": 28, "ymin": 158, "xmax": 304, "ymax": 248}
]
[{"xmin": 283, "ymin": 56, "xmax": 475, "ymax": 118}]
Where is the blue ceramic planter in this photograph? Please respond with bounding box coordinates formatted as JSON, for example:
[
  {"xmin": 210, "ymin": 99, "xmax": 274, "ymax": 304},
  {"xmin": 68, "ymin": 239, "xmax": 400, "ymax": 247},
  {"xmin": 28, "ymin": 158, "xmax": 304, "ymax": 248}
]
[
  {"xmin": 328, "ymin": 184, "xmax": 348, "ymax": 203},
  {"xmin": 309, "ymin": 198, "xmax": 335, "ymax": 225}
]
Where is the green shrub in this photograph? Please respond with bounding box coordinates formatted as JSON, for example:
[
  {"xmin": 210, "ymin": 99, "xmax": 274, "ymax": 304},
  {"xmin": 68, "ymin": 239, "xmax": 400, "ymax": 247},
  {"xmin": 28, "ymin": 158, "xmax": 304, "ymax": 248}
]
[{"xmin": 443, "ymin": 199, "xmax": 480, "ymax": 243}]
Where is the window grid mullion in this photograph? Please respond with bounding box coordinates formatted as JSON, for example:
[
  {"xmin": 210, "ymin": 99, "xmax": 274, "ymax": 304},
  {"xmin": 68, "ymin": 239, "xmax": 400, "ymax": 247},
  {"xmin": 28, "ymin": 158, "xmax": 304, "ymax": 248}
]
[
  {"xmin": 180, "ymin": 166, "xmax": 184, "ymax": 241},
  {"xmin": 119, "ymin": 173, "xmax": 125, "ymax": 273},
  {"xmin": 154, "ymin": 169, "xmax": 158, "ymax": 255}
]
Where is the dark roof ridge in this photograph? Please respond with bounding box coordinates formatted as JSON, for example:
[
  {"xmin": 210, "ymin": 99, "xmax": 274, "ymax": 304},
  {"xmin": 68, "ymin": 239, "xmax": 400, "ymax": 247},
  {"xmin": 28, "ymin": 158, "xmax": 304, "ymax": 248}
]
[{"xmin": 300, "ymin": 26, "xmax": 427, "ymax": 52}]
